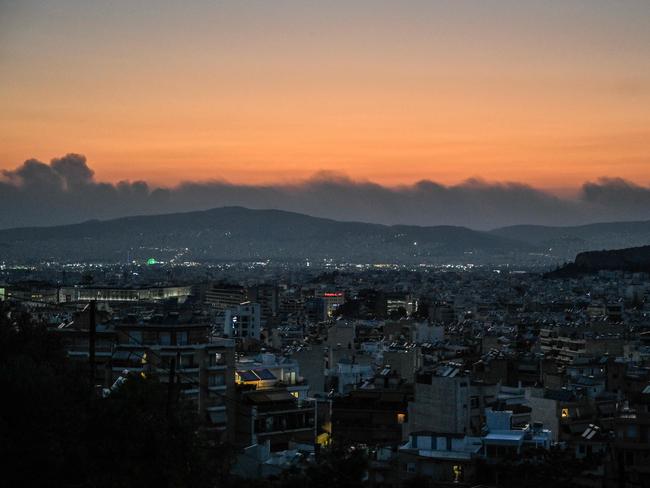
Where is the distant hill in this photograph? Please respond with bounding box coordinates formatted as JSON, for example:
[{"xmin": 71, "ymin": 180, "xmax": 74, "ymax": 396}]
[
  {"xmin": 491, "ymin": 220, "xmax": 650, "ymax": 259},
  {"xmin": 0, "ymin": 206, "xmax": 531, "ymax": 264},
  {"xmin": 3, "ymin": 207, "xmax": 650, "ymax": 265},
  {"xmin": 546, "ymin": 245, "xmax": 650, "ymax": 277}
]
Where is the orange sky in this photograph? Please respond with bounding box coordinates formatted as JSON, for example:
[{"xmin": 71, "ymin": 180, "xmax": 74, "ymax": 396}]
[{"xmin": 1, "ymin": 1, "xmax": 649, "ymax": 190}]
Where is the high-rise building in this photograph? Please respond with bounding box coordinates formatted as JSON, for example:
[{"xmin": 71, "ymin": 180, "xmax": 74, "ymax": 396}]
[
  {"xmin": 318, "ymin": 291, "xmax": 345, "ymax": 317},
  {"xmin": 247, "ymin": 284, "xmax": 279, "ymax": 326},
  {"xmin": 109, "ymin": 315, "xmax": 237, "ymax": 442},
  {"xmin": 205, "ymin": 283, "xmax": 248, "ymax": 313},
  {"xmin": 224, "ymin": 302, "xmax": 261, "ymax": 341}
]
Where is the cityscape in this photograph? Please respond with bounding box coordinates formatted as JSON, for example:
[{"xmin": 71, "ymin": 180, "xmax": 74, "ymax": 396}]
[
  {"xmin": 2, "ymin": 249, "xmax": 650, "ymax": 487},
  {"xmin": 2, "ymin": 1, "xmax": 650, "ymax": 487}
]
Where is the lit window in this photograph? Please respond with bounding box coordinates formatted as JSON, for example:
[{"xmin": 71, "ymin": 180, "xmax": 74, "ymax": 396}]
[
  {"xmin": 397, "ymin": 413, "xmax": 406, "ymax": 424},
  {"xmin": 561, "ymin": 408, "xmax": 569, "ymax": 418}
]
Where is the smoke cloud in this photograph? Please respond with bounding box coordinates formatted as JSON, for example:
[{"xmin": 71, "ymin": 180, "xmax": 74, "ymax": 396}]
[{"xmin": 1, "ymin": 154, "xmax": 649, "ymax": 230}]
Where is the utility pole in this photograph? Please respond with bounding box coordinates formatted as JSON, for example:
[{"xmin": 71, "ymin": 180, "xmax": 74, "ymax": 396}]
[
  {"xmin": 167, "ymin": 356, "xmax": 177, "ymax": 418},
  {"xmin": 88, "ymin": 300, "xmax": 97, "ymax": 387},
  {"xmin": 167, "ymin": 332, "xmax": 179, "ymax": 417}
]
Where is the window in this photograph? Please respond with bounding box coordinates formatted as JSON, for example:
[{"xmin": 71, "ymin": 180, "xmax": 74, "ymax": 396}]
[
  {"xmin": 397, "ymin": 413, "xmax": 406, "ymax": 424},
  {"xmin": 209, "ymin": 374, "xmax": 225, "ymax": 386},
  {"xmin": 209, "ymin": 410, "xmax": 226, "ymax": 425},
  {"xmin": 159, "ymin": 332, "xmax": 171, "ymax": 345},
  {"xmin": 179, "ymin": 354, "xmax": 195, "ymax": 368},
  {"xmin": 128, "ymin": 330, "xmax": 142, "ymax": 345},
  {"xmin": 627, "ymin": 425, "xmax": 638, "ymax": 439},
  {"xmin": 177, "ymin": 331, "xmax": 188, "ymax": 345}
]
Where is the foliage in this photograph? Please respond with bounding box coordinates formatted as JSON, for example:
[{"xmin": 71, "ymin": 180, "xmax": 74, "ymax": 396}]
[
  {"xmin": 228, "ymin": 443, "xmax": 368, "ymax": 488},
  {"xmin": 475, "ymin": 447, "xmax": 599, "ymax": 488},
  {"xmin": 0, "ymin": 308, "xmax": 229, "ymax": 488}
]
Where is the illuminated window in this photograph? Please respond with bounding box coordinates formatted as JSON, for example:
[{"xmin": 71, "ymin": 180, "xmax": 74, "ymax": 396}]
[
  {"xmin": 397, "ymin": 413, "xmax": 406, "ymax": 424},
  {"xmin": 561, "ymin": 408, "xmax": 569, "ymax": 418},
  {"xmin": 291, "ymin": 391, "xmax": 299, "ymax": 398},
  {"xmin": 316, "ymin": 432, "xmax": 330, "ymax": 446},
  {"xmin": 452, "ymin": 465, "xmax": 463, "ymax": 482}
]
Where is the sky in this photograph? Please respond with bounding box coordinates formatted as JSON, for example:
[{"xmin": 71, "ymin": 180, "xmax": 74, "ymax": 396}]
[
  {"xmin": 1, "ymin": 1, "xmax": 650, "ymax": 229},
  {"xmin": 1, "ymin": 0, "xmax": 649, "ymax": 190}
]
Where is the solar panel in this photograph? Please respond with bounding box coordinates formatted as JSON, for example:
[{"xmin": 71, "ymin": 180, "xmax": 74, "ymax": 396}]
[
  {"xmin": 238, "ymin": 370, "xmax": 258, "ymax": 381},
  {"xmin": 256, "ymin": 369, "xmax": 277, "ymax": 380}
]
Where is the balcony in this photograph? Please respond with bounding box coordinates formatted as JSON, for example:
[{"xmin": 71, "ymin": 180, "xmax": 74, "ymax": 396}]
[{"xmin": 207, "ymin": 359, "xmax": 228, "ymax": 369}]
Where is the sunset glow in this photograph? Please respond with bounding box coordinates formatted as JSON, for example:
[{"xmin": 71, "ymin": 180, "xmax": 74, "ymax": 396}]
[{"xmin": 2, "ymin": 1, "xmax": 649, "ymax": 189}]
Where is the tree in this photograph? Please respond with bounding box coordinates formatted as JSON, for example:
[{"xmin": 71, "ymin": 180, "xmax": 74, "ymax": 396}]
[{"xmin": 0, "ymin": 307, "xmax": 231, "ymax": 487}]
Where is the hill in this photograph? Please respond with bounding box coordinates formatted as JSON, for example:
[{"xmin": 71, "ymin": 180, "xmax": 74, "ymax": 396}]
[
  {"xmin": 0, "ymin": 206, "xmax": 531, "ymax": 264},
  {"xmin": 546, "ymin": 245, "xmax": 650, "ymax": 278},
  {"xmin": 491, "ymin": 220, "xmax": 650, "ymax": 260}
]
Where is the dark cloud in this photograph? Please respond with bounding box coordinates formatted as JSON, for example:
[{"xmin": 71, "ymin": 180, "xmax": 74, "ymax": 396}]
[
  {"xmin": 582, "ymin": 177, "xmax": 650, "ymax": 206},
  {"xmin": 580, "ymin": 177, "xmax": 650, "ymax": 221},
  {"xmin": 50, "ymin": 153, "xmax": 95, "ymax": 189},
  {"xmin": 1, "ymin": 154, "xmax": 649, "ymax": 230},
  {"xmin": 2, "ymin": 158, "xmax": 64, "ymax": 190}
]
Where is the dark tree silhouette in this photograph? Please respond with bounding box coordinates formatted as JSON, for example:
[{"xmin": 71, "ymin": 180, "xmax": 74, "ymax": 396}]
[{"xmin": 0, "ymin": 306, "xmax": 230, "ymax": 488}]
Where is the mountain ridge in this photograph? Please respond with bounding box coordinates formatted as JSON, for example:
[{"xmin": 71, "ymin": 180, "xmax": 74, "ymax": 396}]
[
  {"xmin": 1, "ymin": 206, "xmax": 650, "ymax": 265},
  {"xmin": 0, "ymin": 206, "xmax": 528, "ymax": 264}
]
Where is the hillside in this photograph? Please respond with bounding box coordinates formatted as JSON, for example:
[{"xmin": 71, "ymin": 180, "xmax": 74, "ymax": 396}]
[
  {"xmin": 491, "ymin": 220, "xmax": 650, "ymax": 259},
  {"xmin": 546, "ymin": 245, "xmax": 650, "ymax": 277},
  {"xmin": 0, "ymin": 207, "xmax": 530, "ymax": 264}
]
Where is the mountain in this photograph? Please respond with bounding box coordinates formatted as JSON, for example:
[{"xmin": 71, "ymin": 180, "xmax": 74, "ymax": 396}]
[
  {"xmin": 0, "ymin": 206, "xmax": 531, "ymax": 264},
  {"xmin": 490, "ymin": 220, "xmax": 650, "ymax": 260},
  {"xmin": 546, "ymin": 245, "xmax": 650, "ymax": 277},
  {"xmin": 4, "ymin": 207, "xmax": 650, "ymax": 265}
]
